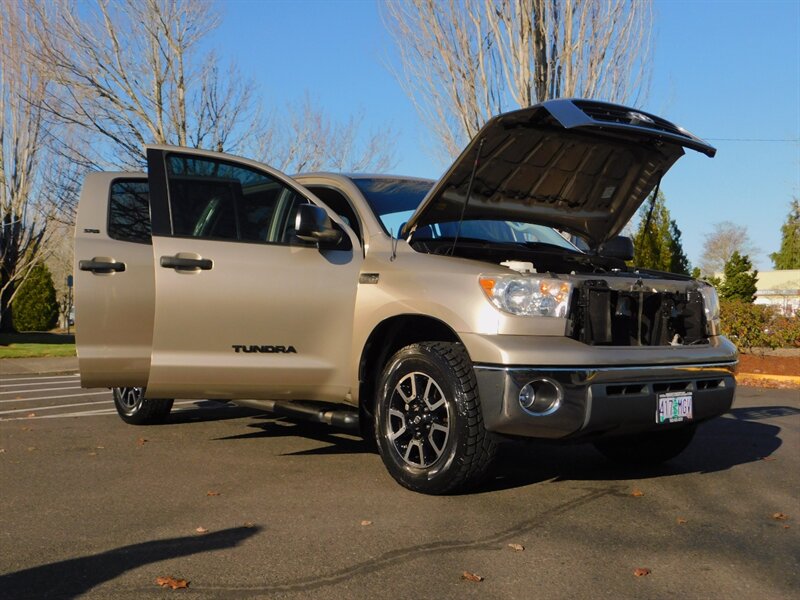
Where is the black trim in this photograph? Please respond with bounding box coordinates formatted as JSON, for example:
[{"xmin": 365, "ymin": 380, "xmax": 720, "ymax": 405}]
[
  {"xmin": 146, "ymin": 148, "xmax": 172, "ymax": 237},
  {"xmin": 79, "ymin": 259, "xmax": 126, "ymax": 273},
  {"xmin": 160, "ymin": 256, "xmax": 213, "ymax": 270}
]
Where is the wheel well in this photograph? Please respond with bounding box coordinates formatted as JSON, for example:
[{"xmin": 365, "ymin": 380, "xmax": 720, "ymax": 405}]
[{"xmin": 358, "ymin": 315, "xmax": 461, "ymax": 417}]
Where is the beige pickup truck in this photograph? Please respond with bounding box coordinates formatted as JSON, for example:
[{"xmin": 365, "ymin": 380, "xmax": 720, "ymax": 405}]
[{"xmin": 75, "ymin": 99, "xmax": 737, "ymax": 494}]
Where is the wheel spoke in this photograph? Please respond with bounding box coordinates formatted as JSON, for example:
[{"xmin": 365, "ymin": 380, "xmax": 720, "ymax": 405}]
[
  {"xmin": 422, "ymin": 377, "xmax": 445, "ymax": 411},
  {"xmin": 428, "ymin": 423, "xmax": 448, "ymax": 458},
  {"xmin": 388, "ymin": 408, "xmax": 407, "ymax": 440},
  {"xmin": 404, "ymin": 439, "xmax": 425, "ymax": 467},
  {"xmin": 396, "ymin": 375, "xmax": 415, "ymax": 403}
]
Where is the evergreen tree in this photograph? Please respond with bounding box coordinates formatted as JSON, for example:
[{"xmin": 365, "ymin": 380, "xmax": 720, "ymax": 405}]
[
  {"xmin": 11, "ymin": 262, "xmax": 59, "ymax": 331},
  {"xmin": 719, "ymin": 251, "xmax": 758, "ymax": 303},
  {"xmin": 770, "ymin": 198, "xmax": 800, "ymax": 269},
  {"xmin": 668, "ymin": 219, "xmax": 691, "ymax": 275},
  {"xmin": 632, "ymin": 191, "xmax": 689, "ymax": 274}
]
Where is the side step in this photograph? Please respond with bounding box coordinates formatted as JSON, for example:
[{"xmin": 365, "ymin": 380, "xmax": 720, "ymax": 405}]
[{"xmin": 232, "ymin": 399, "xmax": 360, "ymax": 431}]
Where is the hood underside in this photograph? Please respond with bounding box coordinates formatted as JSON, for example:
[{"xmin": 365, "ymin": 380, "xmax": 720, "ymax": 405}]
[{"xmin": 404, "ymin": 99, "xmax": 715, "ymax": 248}]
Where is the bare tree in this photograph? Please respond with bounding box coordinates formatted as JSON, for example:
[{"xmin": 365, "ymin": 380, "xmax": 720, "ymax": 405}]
[
  {"xmin": 30, "ymin": 0, "xmax": 260, "ymax": 168},
  {"xmin": 383, "ymin": 0, "xmax": 653, "ymax": 158},
  {"xmin": 699, "ymin": 221, "xmax": 759, "ymax": 276},
  {"xmin": 254, "ymin": 96, "xmax": 395, "ymax": 174},
  {"xmin": 32, "ymin": 0, "xmax": 395, "ymax": 174},
  {"xmin": 0, "ymin": 0, "xmax": 65, "ymax": 331}
]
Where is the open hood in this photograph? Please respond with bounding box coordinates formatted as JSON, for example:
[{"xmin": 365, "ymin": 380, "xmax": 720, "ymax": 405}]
[{"xmin": 403, "ymin": 99, "xmax": 715, "ymax": 248}]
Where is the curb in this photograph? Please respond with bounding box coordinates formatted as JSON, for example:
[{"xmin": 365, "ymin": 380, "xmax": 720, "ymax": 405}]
[{"xmin": 737, "ymin": 372, "xmax": 800, "ymax": 384}]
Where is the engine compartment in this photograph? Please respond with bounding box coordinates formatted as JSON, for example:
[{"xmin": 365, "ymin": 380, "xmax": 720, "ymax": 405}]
[{"xmin": 410, "ymin": 239, "xmax": 709, "ymax": 347}]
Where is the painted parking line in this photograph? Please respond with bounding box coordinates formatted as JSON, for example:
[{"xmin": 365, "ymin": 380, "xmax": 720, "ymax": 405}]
[
  {"xmin": 0, "ymin": 391, "xmax": 110, "ymax": 405},
  {"xmin": 0, "ymin": 398, "xmax": 114, "ymax": 416},
  {"xmin": 0, "ymin": 386, "xmax": 84, "ymax": 395},
  {"xmin": 1, "ymin": 400, "xmax": 231, "ymax": 421},
  {"xmin": 0, "ymin": 374, "xmax": 79, "ymax": 383},
  {"xmin": 0, "ymin": 379, "xmax": 83, "ymax": 389}
]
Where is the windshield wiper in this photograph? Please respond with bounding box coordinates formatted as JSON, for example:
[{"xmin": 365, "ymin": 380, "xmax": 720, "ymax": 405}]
[{"xmin": 520, "ymin": 241, "xmax": 581, "ymax": 253}]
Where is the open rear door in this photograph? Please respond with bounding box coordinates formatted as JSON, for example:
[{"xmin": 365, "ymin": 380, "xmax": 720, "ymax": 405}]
[{"xmin": 74, "ymin": 172, "xmax": 155, "ymax": 388}]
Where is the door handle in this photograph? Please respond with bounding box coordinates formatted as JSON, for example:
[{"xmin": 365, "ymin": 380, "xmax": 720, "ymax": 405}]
[
  {"xmin": 160, "ymin": 255, "xmax": 213, "ymax": 270},
  {"xmin": 79, "ymin": 259, "xmax": 126, "ymax": 273}
]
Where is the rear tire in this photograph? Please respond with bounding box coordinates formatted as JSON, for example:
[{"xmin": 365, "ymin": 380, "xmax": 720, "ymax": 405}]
[
  {"xmin": 112, "ymin": 387, "xmax": 173, "ymax": 425},
  {"xmin": 374, "ymin": 342, "xmax": 496, "ymax": 495},
  {"xmin": 593, "ymin": 425, "xmax": 697, "ymax": 466}
]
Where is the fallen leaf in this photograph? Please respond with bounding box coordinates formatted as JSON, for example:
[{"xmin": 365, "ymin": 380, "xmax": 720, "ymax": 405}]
[
  {"xmin": 631, "ymin": 489, "xmax": 645, "ymax": 497},
  {"xmin": 360, "ymin": 520, "xmax": 373, "ymax": 526},
  {"xmin": 676, "ymin": 517, "xmax": 688, "ymax": 525},
  {"xmin": 206, "ymin": 490, "xmax": 220, "ymax": 497},
  {"xmin": 96, "ymin": 446, "xmax": 105, "ymax": 449},
  {"xmin": 783, "ymin": 525, "xmax": 791, "ymax": 530},
  {"xmin": 461, "ymin": 571, "xmax": 484, "ymax": 582},
  {"xmin": 195, "ymin": 526, "xmax": 208, "ymax": 534},
  {"xmin": 772, "ymin": 512, "xmax": 789, "ymax": 521},
  {"xmin": 243, "ymin": 521, "xmax": 255, "ymax": 528},
  {"xmin": 21, "ymin": 427, "xmax": 32, "ymax": 432},
  {"xmin": 136, "ymin": 438, "xmax": 147, "ymax": 446},
  {"xmin": 0, "ymin": 448, "xmax": 5, "ymax": 453},
  {"xmin": 88, "ymin": 452, "xmax": 97, "ymax": 456},
  {"xmin": 26, "ymin": 413, "xmax": 36, "ymax": 418},
  {"xmin": 633, "ymin": 567, "xmax": 651, "ymax": 577},
  {"xmin": 155, "ymin": 576, "xmax": 189, "ymax": 590},
  {"xmin": 508, "ymin": 543, "xmax": 525, "ymax": 552},
  {"xmin": 761, "ymin": 456, "xmax": 776, "ymax": 462}
]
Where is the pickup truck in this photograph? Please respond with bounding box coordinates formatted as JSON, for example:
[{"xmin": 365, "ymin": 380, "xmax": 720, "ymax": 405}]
[{"xmin": 75, "ymin": 98, "xmax": 737, "ymax": 494}]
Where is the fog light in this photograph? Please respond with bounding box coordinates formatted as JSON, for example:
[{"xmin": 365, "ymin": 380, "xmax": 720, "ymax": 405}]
[{"xmin": 518, "ymin": 378, "xmax": 562, "ymax": 415}]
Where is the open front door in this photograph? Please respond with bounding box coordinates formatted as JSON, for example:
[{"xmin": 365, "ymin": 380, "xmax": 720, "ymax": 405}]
[{"xmin": 144, "ymin": 146, "xmax": 361, "ymax": 401}]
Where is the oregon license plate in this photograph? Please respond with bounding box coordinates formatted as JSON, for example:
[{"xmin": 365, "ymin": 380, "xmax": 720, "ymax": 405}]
[{"xmin": 656, "ymin": 391, "xmax": 693, "ymax": 424}]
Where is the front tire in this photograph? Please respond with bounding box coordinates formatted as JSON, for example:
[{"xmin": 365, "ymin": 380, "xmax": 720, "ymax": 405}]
[
  {"xmin": 112, "ymin": 387, "xmax": 173, "ymax": 425},
  {"xmin": 374, "ymin": 342, "xmax": 496, "ymax": 494},
  {"xmin": 593, "ymin": 425, "xmax": 697, "ymax": 466}
]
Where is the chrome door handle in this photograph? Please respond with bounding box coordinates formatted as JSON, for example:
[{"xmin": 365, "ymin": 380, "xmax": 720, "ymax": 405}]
[{"xmin": 160, "ymin": 255, "xmax": 213, "ymax": 270}]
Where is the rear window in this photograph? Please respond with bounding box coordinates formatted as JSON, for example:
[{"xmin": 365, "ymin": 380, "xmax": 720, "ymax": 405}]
[{"xmin": 108, "ymin": 179, "xmax": 151, "ymax": 244}]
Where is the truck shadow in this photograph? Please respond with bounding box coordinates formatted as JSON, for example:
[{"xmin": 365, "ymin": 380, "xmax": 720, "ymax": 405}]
[
  {"xmin": 216, "ymin": 415, "xmax": 371, "ymax": 456},
  {"xmin": 0, "ymin": 526, "xmax": 259, "ymax": 600},
  {"xmin": 479, "ymin": 406, "xmax": 791, "ymax": 493},
  {"xmin": 197, "ymin": 405, "xmax": 792, "ymax": 491}
]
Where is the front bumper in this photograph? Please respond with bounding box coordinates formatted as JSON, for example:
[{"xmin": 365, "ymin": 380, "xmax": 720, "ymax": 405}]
[{"xmin": 474, "ymin": 361, "xmax": 737, "ymax": 440}]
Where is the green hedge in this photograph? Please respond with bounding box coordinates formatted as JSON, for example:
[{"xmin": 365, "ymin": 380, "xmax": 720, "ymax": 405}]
[
  {"xmin": 11, "ymin": 263, "xmax": 59, "ymax": 332},
  {"xmin": 720, "ymin": 300, "xmax": 800, "ymax": 350}
]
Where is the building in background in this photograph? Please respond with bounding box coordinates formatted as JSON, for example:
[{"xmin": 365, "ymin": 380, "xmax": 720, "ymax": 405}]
[{"xmin": 755, "ymin": 270, "xmax": 800, "ymax": 315}]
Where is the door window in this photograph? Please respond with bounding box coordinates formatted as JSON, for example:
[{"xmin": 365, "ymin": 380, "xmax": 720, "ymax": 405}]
[
  {"xmin": 108, "ymin": 179, "xmax": 151, "ymax": 244},
  {"xmin": 165, "ymin": 153, "xmax": 307, "ymax": 245}
]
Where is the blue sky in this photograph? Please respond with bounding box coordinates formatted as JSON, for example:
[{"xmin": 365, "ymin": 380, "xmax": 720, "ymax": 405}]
[{"xmin": 215, "ymin": 0, "xmax": 799, "ymax": 270}]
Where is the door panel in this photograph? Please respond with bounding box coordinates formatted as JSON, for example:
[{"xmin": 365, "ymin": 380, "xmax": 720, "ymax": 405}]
[
  {"xmin": 74, "ymin": 174, "xmax": 154, "ymax": 388},
  {"xmin": 144, "ymin": 147, "xmax": 361, "ymax": 401}
]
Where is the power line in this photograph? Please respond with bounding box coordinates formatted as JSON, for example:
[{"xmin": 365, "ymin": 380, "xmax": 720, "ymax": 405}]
[{"xmin": 705, "ymin": 138, "xmax": 799, "ymax": 142}]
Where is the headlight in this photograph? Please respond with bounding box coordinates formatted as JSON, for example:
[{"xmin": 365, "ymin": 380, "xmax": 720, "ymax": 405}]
[
  {"xmin": 699, "ymin": 285, "xmax": 721, "ymax": 335},
  {"xmin": 479, "ymin": 275, "xmax": 572, "ymax": 317}
]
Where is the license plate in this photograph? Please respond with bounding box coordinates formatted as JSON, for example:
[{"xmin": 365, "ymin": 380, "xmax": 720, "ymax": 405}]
[{"xmin": 656, "ymin": 391, "xmax": 693, "ymax": 424}]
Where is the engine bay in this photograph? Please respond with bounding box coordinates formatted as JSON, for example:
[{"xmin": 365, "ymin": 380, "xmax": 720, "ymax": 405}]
[{"xmin": 410, "ymin": 239, "xmax": 709, "ymax": 347}]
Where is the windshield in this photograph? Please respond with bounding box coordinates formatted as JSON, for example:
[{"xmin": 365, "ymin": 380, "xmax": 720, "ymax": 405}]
[{"xmin": 352, "ymin": 177, "xmax": 580, "ymax": 251}]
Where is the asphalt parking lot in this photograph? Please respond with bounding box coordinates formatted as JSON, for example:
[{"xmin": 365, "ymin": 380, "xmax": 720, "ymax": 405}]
[{"xmin": 0, "ymin": 374, "xmax": 798, "ymax": 599}]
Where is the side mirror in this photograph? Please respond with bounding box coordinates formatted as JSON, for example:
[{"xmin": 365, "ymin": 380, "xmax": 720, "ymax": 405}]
[
  {"xmin": 294, "ymin": 204, "xmax": 343, "ymax": 246},
  {"xmin": 598, "ymin": 235, "xmax": 634, "ymax": 261}
]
